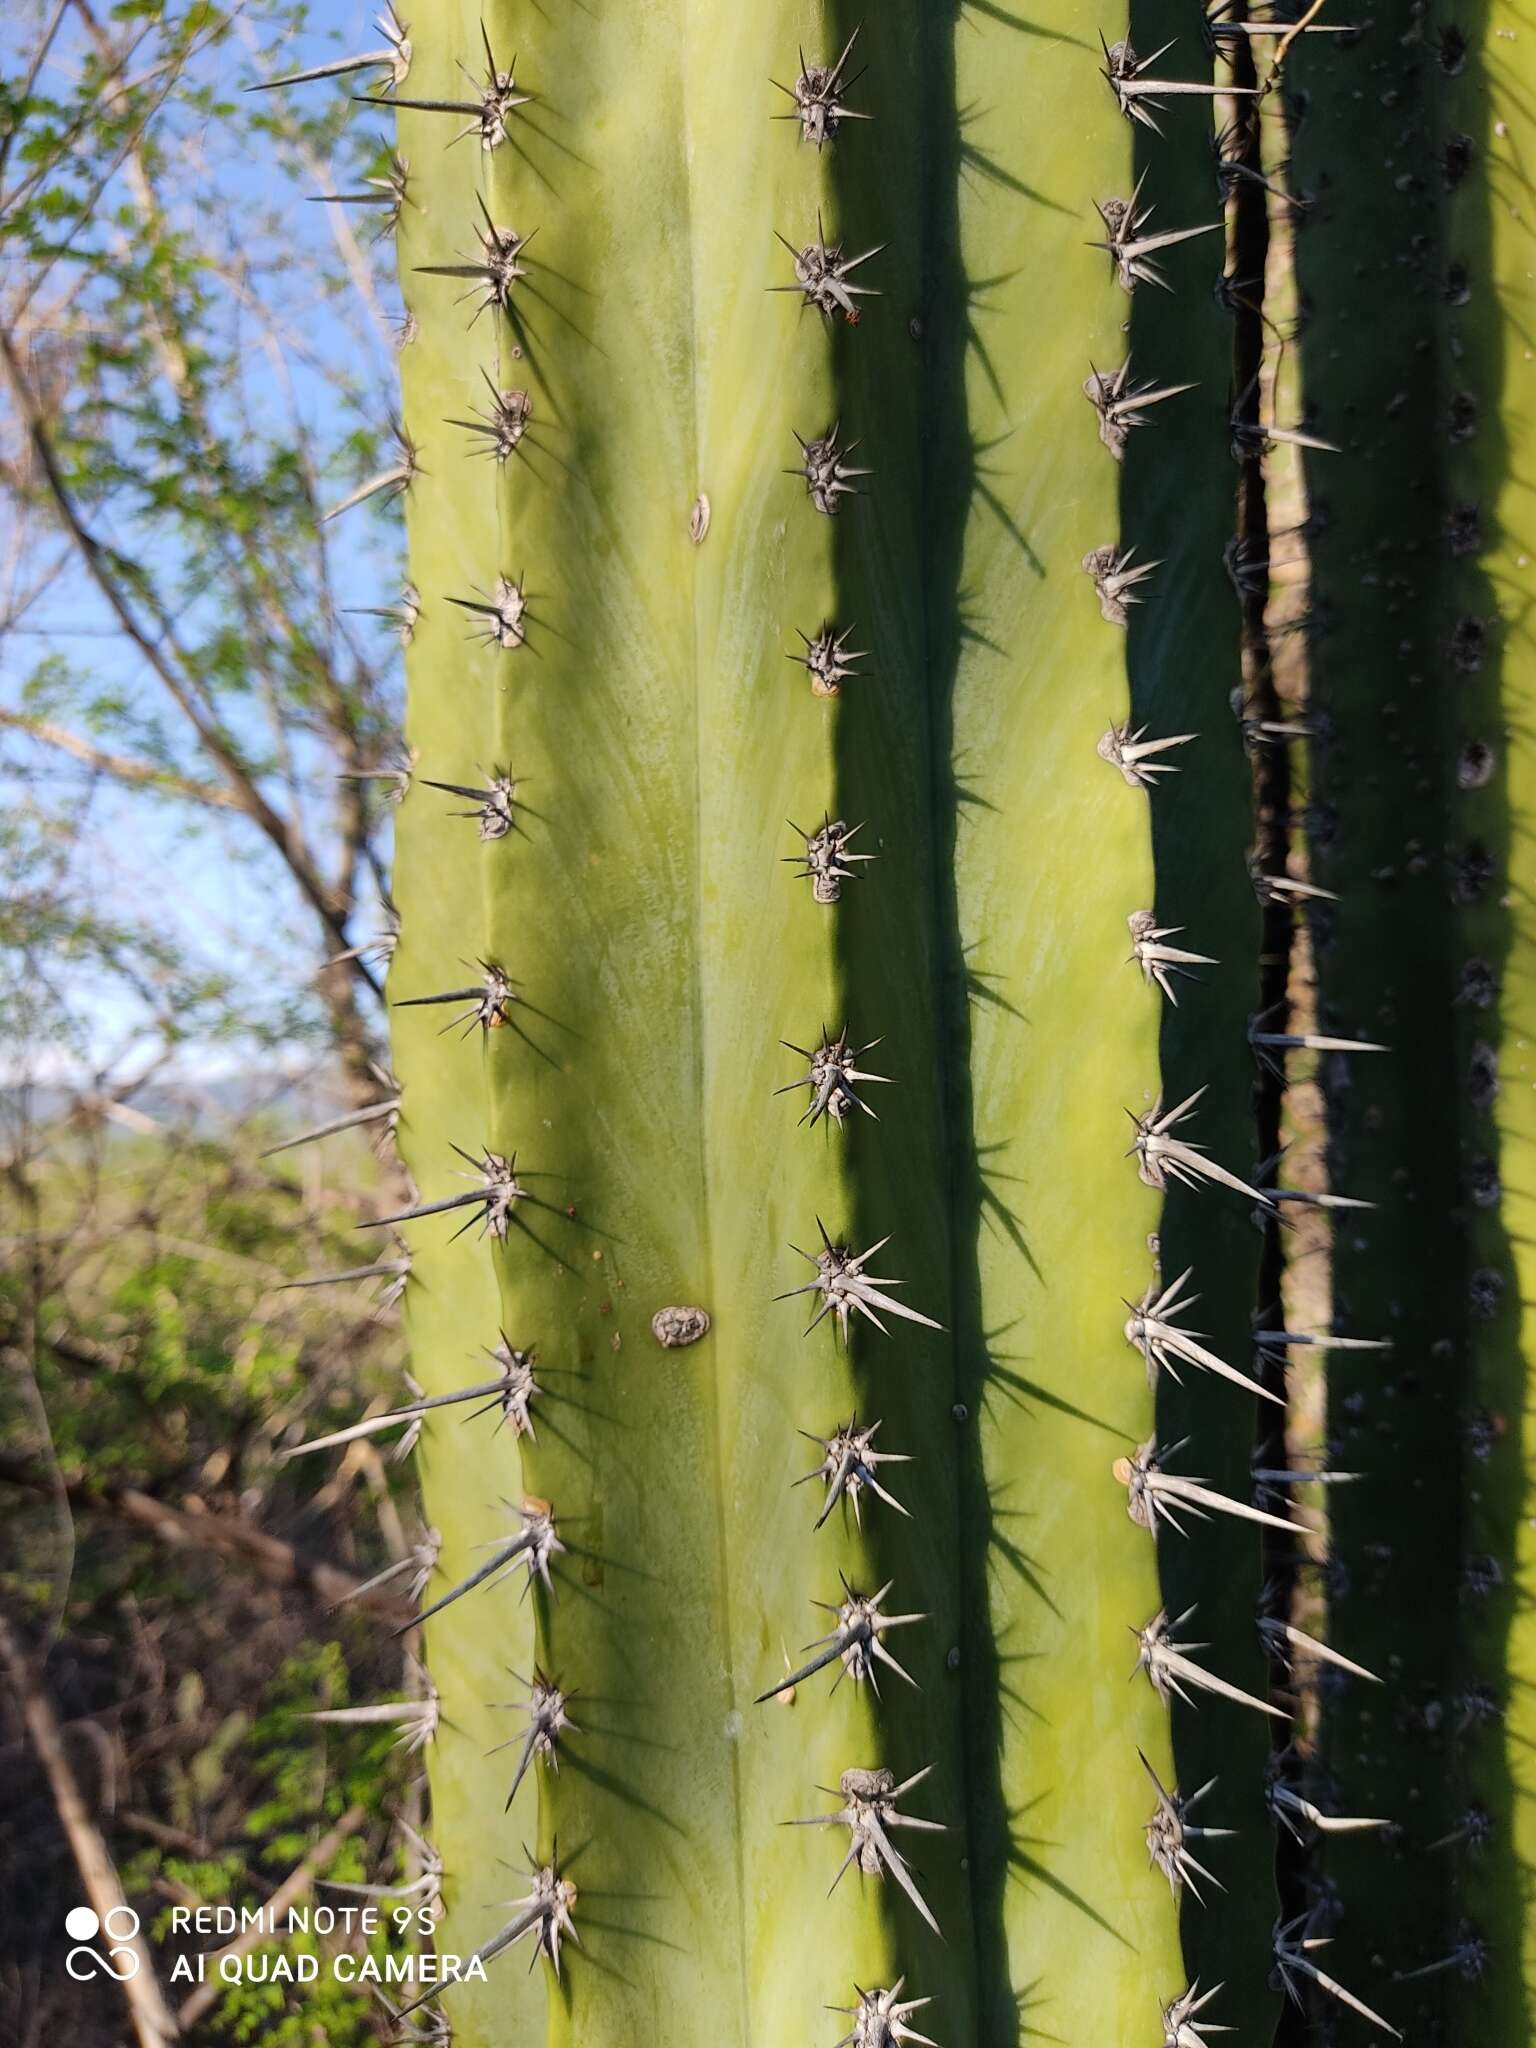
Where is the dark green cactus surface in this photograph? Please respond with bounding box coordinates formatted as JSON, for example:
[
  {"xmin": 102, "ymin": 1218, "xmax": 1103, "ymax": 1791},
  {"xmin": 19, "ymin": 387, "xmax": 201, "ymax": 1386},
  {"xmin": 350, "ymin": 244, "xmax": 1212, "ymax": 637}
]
[{"xmin": 265, "ymin": 0, "xmax": 1536, "ymax": 2041}]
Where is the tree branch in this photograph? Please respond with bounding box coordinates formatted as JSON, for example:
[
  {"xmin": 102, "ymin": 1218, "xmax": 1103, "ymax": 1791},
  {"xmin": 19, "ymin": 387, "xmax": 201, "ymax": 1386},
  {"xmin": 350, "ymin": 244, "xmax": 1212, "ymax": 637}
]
[{"xmin": 0, "ymin": 708, "xmax": 241, "ymax": 808}]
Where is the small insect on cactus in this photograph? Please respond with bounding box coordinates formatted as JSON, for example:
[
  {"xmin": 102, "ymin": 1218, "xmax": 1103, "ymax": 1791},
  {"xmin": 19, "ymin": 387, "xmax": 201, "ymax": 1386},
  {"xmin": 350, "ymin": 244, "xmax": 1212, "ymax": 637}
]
[{"xmin": 256, "ymin": 0, "xmax": 1536, "ymax": 2043}]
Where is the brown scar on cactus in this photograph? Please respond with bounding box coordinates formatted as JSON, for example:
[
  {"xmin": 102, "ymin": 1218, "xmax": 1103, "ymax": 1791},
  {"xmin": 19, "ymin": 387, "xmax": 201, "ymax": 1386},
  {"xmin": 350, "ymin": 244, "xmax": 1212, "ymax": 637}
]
[
  {"xmin": 778, "ymin": 1026, "xmax": 890, "ymax": 1127},
  {"xmin": 1099, "ymin": 35, "xmax": 1258, "ymax": 133},
  {"xmin": 790, "ymin": 620, "xmax": 869, "ymax": 696},
  {"xmin": 797, "ymin": 1415, "xmax": 911, "ymax": 1528},
  {"xmin": 247, "ymin": 5, "xmax": 411, "ymax": 92},
  {"xmin": 651, "ymin": 1305, "xmax": 712, "ymax": 1347},
  {"xmin": 785, "ymin": 1764, "xmax": 945, "ymax": 1935},
  {"xmin": 1092, "ymin": 176, "xmax": 1223, "ymax": 292},
  {"xmin": 778, "ymin": 1221, "xmax": 944, "ymax": 1341},
  {"xmin": 771, "ymin": 26, "xmax": 869, "ymax": 146},
  {"xmin": 357, "ymin": 21, "xmax": 530, "ymax": 148},
  {"xmin": 756, "ymin": 1575, "xmax": 926, "ymax": 1703}
]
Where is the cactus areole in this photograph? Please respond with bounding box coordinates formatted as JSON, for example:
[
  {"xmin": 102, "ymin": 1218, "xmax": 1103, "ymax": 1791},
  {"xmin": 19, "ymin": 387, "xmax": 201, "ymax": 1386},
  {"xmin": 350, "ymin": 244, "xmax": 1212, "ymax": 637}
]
[{"xmin": 261, "ymin": 0, "xmax": 1536, "ymax": 2043}]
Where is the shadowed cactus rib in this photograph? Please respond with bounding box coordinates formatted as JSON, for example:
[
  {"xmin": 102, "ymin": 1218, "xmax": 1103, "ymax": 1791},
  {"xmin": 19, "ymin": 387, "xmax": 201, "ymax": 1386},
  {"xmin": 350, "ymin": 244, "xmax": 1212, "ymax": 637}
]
[{"xmin": 1284, "ymin": 0, "xmax": 1534, "ymax": 2034}]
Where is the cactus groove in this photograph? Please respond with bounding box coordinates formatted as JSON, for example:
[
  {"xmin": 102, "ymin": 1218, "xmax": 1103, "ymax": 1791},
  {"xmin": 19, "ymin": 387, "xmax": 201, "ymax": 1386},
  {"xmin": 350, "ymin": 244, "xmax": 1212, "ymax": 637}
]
[{"xmin": 258, "ymin": 0, "xmax": 1536, "ymax": 2043}]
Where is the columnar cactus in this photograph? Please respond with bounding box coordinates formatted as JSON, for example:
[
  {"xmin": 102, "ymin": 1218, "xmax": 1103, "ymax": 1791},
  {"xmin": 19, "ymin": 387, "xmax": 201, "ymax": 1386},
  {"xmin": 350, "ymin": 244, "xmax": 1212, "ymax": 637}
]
[{"xmin": 260, "ymin": 1, "xmax": 1536, "ymax": 2043}]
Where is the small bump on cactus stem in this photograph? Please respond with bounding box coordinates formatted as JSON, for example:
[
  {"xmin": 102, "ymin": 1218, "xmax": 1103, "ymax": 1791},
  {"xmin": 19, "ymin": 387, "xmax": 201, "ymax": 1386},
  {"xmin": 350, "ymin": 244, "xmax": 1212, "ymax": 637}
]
[
  {"xmin": 778, "ymin": 1027, "xmax": 891, "ymax": 1127},
  {"xmin": 1083, "ymin": 357, "xmax": 1196, "ymax": 459},
  {"xmin": 447, "ymin": 372, "xmax": 532, "ymax": 462},
  {"xmin": 1391, "ymin": 1929, "xmax": 1489, "ymax": 1985},
  {"xmin": 756, "ymin": 1576, "xmax": 926, "ymax": 1703},
  {"xmin": 649, "ymin": 1305, "xmax": 712, "ymax": 1348},
  {"xmin": 1091, "ymin": 176, "xmax": 1223, "ymax": 293},
  {"xmin": 771, "ymin": 25, "xmax": 869, "ymax": 146},
  {"xmin": 414, "ymin": 200, "xmax": 535, "ymax": 321},
  {"xmin": 1115, "ymin": 1437, "xmax": 1302, "ymax": 1539},
  {"xmin": 784, "ymin": 1765, "xmax": 945, "ymax": 1936},
  {"xmin": 1082, "ymin": 543, "xmax": 1161, "ymax": 626},
  {"xmin": 343, "ymin": 581, "xmax": 420, "ymax": 645},
  {"xmin": 1128, "ymin": 912, "xmax": 1216, "ymax": 1005},
  {"xmin": 772, "ymin": 215, "xmax": 885, "ymax": 321},
  {"xmin": 1247, "ymin": 858, "xmax": 1339, "ymax": 905},
  {"xmin": 1098, "ymin": 722, "xmax": 1196, "ymax": 788},
  {"xmin": 688, "ymin": 494, "xmax": 711, "ymax": 543},
  {"xmin": 1273, "ymin": 1911, "xmax": 1402, "ymax": 2037},
  {"xmin": 1129, "ymin": 1089, "xmax": 1274, "ymax": 1205},
  {"xmin": 789, "ymin": 621, "xmax": 869, "ymax": 697},
  {"xmin": 828, "ymin": 1977, "xmax": 937, "ymax": 2048},
  {"xmin": 321, "ymin": 421, "xmax": 418, "ymax": 523},
  {"xmin": 395, "ymin": 1850, "xmax": 579, "ymax": 2022},
  {"xmin": 361, "ymin": 1144, "xmax": 529, "ymax": 1244},
  {"xmin": 488, "ymin": 1669, "xmax": 577, "ymax": 1808},
  {"xmin": 394, "ymin": 959, "xmax": 523, "ymax": 1038},
  {"xmin": 1159, "ymin": 1979, "xmax": 1228, "ymax": 2048},
  {"xmin": 1125, "ymin": 1271, "xmax": 1283, "ymax": 1404},
  {"xmin": 1098, "ymin": 35, "xmax": 1258, "ymax": 133},
  {"xmin": 1139, "ymin": 1752, "xmax": 1233, "ymax": 1902},
  {"xmin": 308, "ymin": 151, "xmax": 410, "ymax": 240},
  {"xmin": 778, "ymin": 1222, "xmax": 944, "ymax": 1342},
  {"xmin": 785, "ymin": 816, "xmax": 876, "ymax": 902},
  {"xmin": 261, "ymin": 1094, "xmax": 400, "ymax": 1158},
  {"xmin": 397, "ymin": 1496, "xmax": 564, "ymax": 1636},
  {"xmin": 1134, "ymin": 1609, "xmax": 1290, "ymax": 1721},
  {"xmin": 324, "ymin": 1815, "xmax": 442, "ymax": 1912},
  {"xmin": 419, "ymin": 772, "xmax": 520, "ymax": 840},
  {"xmin": 788, "ymin": 423, "xmax": 871, "ymax": 515},
  {"xmin": 248, "ymin": 5, "xmax": 411, "ymax": 92},
  {"xmin": 797, "ymin": 1416, "xmax": 911, "ymax": 1529},
  {"xmin": 444, "ymin": 574, "xmax": 528, "ymax": 651},
  {"xmin": 357, "ymin": 22, "xmax": 530, "ymax": 149}
]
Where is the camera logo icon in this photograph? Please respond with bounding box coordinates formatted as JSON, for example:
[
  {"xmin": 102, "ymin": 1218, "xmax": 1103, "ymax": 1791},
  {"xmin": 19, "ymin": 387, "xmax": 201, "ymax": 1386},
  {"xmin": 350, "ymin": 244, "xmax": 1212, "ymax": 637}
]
[{"xmin": 65, "ymin": 1906, "xmax": 141, "ymax": 1981}]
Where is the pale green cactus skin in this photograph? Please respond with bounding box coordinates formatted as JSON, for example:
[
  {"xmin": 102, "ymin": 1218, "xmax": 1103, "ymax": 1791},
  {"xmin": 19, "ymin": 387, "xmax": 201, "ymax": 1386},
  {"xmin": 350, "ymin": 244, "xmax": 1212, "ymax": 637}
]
[{"xmin": 379, "ymin": 4, "xmax": 1283, "ymax": 2044}]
